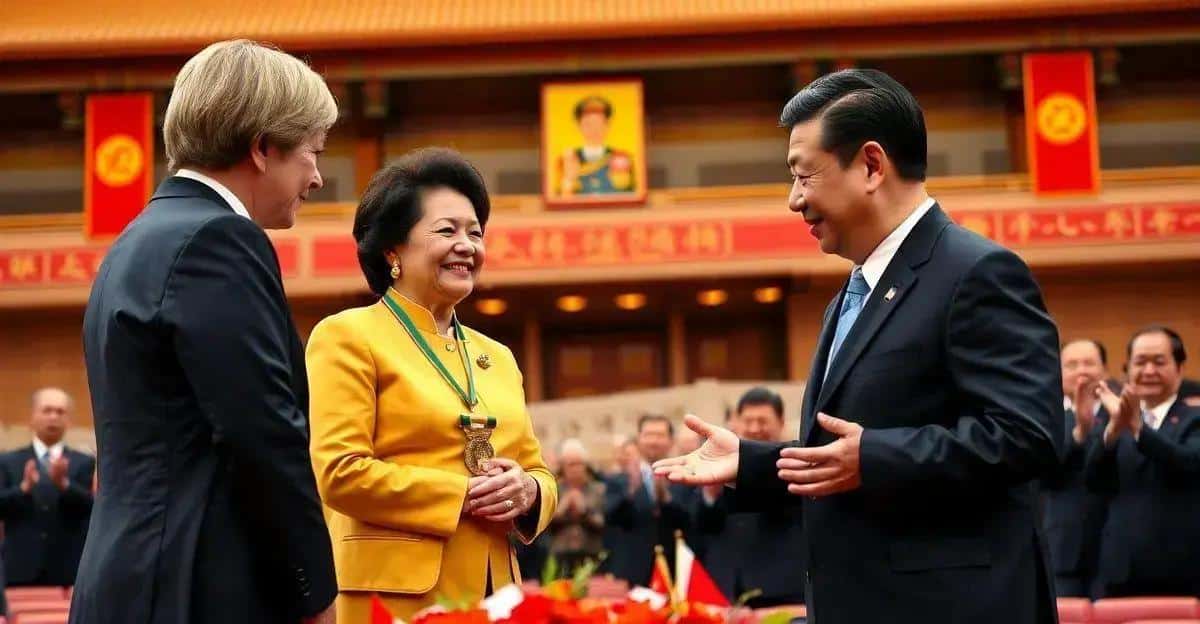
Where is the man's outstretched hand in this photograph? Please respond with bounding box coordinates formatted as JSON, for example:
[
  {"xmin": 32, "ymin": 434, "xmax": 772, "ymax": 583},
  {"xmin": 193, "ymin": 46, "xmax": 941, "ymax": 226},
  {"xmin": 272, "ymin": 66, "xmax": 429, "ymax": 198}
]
[{"xmin": 652, "ymin": 415, "xmax": 740, "ymax": 486}]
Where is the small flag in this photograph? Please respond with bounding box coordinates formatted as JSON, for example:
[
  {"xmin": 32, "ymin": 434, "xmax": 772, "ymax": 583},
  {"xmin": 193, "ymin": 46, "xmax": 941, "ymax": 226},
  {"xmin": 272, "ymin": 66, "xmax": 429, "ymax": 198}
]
[
  {"xmin": 650, "ymin": 545, "xmax": 675, "ymax": 603},
  {"xmin": 884, "ymin": 287, "xmax": 897, "ymax": 302},
  {"xmin": 674, "ymin": 531, "xmax": 729, "ymax": 606}
]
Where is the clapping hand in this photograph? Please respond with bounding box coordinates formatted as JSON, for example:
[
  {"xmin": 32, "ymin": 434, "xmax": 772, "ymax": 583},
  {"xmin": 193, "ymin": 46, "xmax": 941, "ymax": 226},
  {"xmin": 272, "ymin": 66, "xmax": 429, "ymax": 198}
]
[
  {"xmin": 20, "ymin": 459, "xmax": 39, "ymax": 494},
  {"xmin": 1098, "ymin": 384, "xmax": 1142, "ymax": 445},
  {"xmin": 561, "ymin": 488, "xmax": 585, "ymax": 515},
  {"xmin": 49, "ymin": 454, "xmax": 70, "ymax": 491},
  {"xmin": 1071, "ymin": 378, "xmax": 1099, "ymax": 443}
]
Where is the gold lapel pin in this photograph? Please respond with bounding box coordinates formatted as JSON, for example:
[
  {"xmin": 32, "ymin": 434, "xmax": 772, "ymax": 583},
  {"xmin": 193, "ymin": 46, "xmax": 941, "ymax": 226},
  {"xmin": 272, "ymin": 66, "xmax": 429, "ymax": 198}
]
[
  {"xmin": 884, "ymin": 286, "xmax": 897, "ymax": 301},
  {"xmin": 476, "ymin": 354, "xmax": 491, "ymax": 370}
]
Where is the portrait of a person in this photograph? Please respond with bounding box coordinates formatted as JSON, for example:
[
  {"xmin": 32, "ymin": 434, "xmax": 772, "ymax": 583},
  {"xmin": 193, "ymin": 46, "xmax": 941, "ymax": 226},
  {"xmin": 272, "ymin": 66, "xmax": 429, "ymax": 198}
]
[{"xmin": 558, "ymin": 96, "xmax": 636, "ymax": 197}]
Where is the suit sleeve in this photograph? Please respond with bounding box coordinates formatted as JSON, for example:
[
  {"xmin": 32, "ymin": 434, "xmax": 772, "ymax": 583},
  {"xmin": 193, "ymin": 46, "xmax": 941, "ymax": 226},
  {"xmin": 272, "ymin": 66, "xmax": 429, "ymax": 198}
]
[
  {"xmin": 1083, "ymin": 436, "xmax": 1119, "ymax": 495},
  {"xmin": 732, "ymin": 439, "xmax": 803, "ymax": 511},
  {"xmin": 1042, "ymin": 442, "xmax": 1084, "ymax": 491},
  {"xmin": 661, "ymin": 484, "xmax": 695, "ymax": 543},
  {"xmin": 859, "ymin": 249, "xmax": 1064, "ymax": 493},
  {"xmin": 306, "ymin": 314, "xmax": 470, "ymax": 538},
  {"xmin": 0, "ymin": 454, "xmax": 32, "ymax": 518},
  {"xmin": 58, "ymin": 453, "xmax": 95, "ymax": 516},
  {"xmin": 1135, "ymin": 414, "xmax": 1200, "ymax": 483},
  {"xmin": 505, "ymin": 347, "xmax": 558, "ymax": 545},
  {"xmin": 162, "ymin": 215, "xmax": 336, "ymax": 617},
  {"xmin": 1043, "ymin": 413, "xmax": 1104, "ymax": 491},
  {"xmin": 695, "ymin": 488, "xmax": 731, "ymax": 535},
  {"xmin": 604, "ymin": 474, "xmax": 637, "ymax": 529}
]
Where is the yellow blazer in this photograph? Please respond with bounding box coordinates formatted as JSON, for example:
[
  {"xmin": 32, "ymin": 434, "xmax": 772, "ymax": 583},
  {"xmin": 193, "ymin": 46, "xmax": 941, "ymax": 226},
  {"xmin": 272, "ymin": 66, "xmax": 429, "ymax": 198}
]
[{"xmin": 306, "ymin": 295, "xmax": 557, "ymax": 615}]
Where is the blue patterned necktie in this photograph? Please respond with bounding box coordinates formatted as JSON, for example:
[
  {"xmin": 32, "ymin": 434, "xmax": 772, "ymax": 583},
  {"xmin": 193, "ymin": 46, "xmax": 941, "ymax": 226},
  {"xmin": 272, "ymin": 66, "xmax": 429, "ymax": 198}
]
[
  {"xmin": 826, "ymin": 268, "xmax": 870, "ymax": 378},
  {"xmin": 641, "ymin": 464, "xmax": 656, "ymax": 503}
]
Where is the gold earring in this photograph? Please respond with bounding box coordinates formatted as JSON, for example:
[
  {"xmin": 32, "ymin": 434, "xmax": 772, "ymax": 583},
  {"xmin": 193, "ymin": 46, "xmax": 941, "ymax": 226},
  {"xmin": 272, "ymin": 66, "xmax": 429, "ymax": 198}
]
[{"xmin": 390, "ymin": 262, "xmax": 400, "ymax": 279}]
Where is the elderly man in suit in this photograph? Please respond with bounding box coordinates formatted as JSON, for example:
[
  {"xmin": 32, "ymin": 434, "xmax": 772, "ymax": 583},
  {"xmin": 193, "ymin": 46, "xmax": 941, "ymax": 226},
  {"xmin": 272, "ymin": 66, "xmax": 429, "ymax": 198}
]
[
  {"xmin": 1041, "ymin": 339, "xmax": 1112, "ymax": 597},
  {"xmin": 655, "ymin": 69, "xmax": 1064, "ymax": 623},
  {"xmin": 1087, "ymin": 326, "xmax": 1200, "ymax": 598},
  {"xmin": 76, "ymin": 40, "xmax": 337, "ymax": 624},
  {"xmin": 0, "ymin": 387, "xmax": 95, "ymax": 587}
]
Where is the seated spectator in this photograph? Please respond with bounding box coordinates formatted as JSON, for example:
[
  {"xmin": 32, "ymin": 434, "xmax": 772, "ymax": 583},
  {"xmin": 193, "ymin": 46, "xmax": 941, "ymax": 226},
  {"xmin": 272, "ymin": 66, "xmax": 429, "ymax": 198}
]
[
  {"xmin": 1086, "ymin": 326, "xmax": 1200, "ymax": 598},
  {"xmin": 549, "ymin": 439, "xmax": 607, "ymax": 574},
  {"xmin": 0, "ymin": 387, "xmax": 95, "ymax": 587}
]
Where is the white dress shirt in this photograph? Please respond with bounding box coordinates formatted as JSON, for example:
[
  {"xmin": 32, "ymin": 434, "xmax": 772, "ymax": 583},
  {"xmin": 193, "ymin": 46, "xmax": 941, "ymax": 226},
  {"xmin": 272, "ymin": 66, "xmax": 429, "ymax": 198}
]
[
  {"xmin": 1063, "ymin": 395, "xmax": 1102, "ymax": 415},
  {"xmin": 32, "ymin": 437, "xmax": 64, "ymax": 463},
  {"xmin": 857, "ymin": 196, "xmax": 937, "ymax": 290},
  {"xmin": 823, "ymin": 197, "xmax": 935, "ymax": 375},
  {"xmin": 1143, "ymin": 394, "xmax": 1177, "ymax": 431},
  {"xmin": 175, "ymin": 168, "xmax": 252, "ymax": 220}
]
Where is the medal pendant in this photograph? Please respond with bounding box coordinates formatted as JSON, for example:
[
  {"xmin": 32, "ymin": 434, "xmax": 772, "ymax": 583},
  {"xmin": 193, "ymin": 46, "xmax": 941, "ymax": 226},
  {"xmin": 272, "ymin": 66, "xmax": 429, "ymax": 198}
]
[{"xmin": 463, "ymin": 424, "xmax": 496, "ymax": 476}]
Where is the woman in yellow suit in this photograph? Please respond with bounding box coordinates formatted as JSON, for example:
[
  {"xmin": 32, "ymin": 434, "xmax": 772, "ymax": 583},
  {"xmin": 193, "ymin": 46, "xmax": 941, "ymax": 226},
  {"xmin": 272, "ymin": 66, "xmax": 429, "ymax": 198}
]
[{"xmin": 306, "ymin": 147, "xmax": 557, "ymax": 622}]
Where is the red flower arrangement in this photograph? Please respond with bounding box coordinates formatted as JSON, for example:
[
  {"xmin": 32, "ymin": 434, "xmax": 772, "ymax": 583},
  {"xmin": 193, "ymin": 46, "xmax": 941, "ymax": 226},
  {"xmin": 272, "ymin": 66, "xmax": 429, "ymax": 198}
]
[{"xmin": 383, "ymin": 551, "xmax": 801, "ymax": 624}]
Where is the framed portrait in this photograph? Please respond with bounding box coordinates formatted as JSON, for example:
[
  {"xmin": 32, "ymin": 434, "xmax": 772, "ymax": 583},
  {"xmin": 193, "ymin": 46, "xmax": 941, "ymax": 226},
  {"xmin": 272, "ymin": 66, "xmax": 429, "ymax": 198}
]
[{"xmin": 541, "ymin": 79, "xmax": 648, "ymax": 208}]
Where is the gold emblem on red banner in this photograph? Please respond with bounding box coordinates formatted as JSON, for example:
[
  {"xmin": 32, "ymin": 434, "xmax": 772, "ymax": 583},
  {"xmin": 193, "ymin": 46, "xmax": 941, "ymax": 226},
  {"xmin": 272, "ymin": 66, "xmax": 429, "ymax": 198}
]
[
  {"xmin": 1036, "ymin": 93, "xmax": 1087, "ymax": 145},
  {"xmin": 95, "ymin": 134, "xmax": 145, "ymax": 187}
]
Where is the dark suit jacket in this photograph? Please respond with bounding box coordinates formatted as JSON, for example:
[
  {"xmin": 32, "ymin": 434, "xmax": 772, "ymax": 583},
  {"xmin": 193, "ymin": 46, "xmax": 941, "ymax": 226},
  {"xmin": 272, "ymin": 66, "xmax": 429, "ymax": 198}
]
[
  {"xmin": 73, "ymin": 177, "xmax": 336, "ymax": 624},
  {"xmin": 1180, "ymin": 378, "xmax": 1200, "ymax": 402},
  {"xmin": 736, "ymin": 205, "xmax": 1064, "ymax": 624},
  {"xmin": 1085, "ymin": 399, "xmax": 1200, "ymax": 597},
  {"xmin": 695, "ymin": 487, "xmax": 805, "ymax": 605},
  {"xmin": 1040, "ymin": 406, "xmax": 1109, "ymax": 595},
  {"xmin": 0, "ymin": 445, "xmax": 95, "ymax": 586},
  {"xmin": 603, "ymin": 472, "xmax": 694, "ymax": 586}
]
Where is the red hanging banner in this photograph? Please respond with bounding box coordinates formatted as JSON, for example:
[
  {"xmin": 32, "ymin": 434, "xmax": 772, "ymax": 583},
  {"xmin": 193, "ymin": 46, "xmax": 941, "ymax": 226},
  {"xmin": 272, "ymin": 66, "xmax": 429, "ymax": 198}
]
[
  {"xmin": 84, "ymin": 92, "xmax": 154, "ymax": 239},
  {"xmin": 1023, "ymin": 52, "xmax": 1101, "ymax": 196}
]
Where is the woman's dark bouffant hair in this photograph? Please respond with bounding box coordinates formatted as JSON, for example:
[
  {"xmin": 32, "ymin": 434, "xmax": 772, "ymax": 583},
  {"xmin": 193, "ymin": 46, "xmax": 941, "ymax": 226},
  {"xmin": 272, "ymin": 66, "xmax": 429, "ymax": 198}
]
[{"xmin": 353, "ymin": 147, "xmax": 491, "ymax": 296}]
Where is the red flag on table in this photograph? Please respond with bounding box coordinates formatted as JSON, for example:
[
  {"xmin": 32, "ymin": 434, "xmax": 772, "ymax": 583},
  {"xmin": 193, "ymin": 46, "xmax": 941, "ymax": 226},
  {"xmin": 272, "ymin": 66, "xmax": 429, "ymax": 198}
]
[
  {"xmin": 370, "ymin": 593, "xmax": 394, "ymax": 624},
  {"xmin": 1023, "ymin": 51, "xmax": 1100, "ymax": 196},
  {"xmin": 650, "ymin": 545, "xmax": 675, "ymax": 601},
  {"xmin": 85, "ymin": 92, "xmax": 154, "ymax": 239},
  {"xmin": 674, "ymin": 531, "xmax": 728, "ymax": 606}
]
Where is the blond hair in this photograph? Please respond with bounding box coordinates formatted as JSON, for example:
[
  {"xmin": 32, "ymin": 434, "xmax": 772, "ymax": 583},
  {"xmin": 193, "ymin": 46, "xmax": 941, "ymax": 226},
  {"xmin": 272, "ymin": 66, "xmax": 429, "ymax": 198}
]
[{"xmin": 164, "ymin": 39, "xmax": 338, "ymax": 171}]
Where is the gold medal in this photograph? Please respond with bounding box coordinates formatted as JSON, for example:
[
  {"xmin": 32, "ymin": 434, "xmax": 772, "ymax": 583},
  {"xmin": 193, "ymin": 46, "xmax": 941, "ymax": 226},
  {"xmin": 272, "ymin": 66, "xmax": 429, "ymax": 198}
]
[
  {"xmin": 460, "ymin": 413, "xmax": 498, "ymax": 476},
  {"xmin": 464, "ymin": 427, "xmax": 497, "ymax": 476},
  {"xmin": 382, "ymin": 290, "xmax": 501, "ymax": 477}
]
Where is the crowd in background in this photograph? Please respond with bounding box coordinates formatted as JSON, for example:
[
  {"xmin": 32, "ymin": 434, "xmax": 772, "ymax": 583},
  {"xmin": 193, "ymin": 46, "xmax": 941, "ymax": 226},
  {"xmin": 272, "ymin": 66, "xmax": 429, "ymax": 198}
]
[{"xmin": 1, "ymin": 324, "xmax": 1198, "ymax": 615}]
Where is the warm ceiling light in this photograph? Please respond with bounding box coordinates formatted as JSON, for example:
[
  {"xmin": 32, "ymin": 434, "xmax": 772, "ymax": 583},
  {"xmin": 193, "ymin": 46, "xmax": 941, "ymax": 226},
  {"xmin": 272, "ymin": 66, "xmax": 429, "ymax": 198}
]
[
  {"xmin": 696, "ymin": 289, "xmax": 728, "ymax": 307},
  {"xmin": 475, "ymin": 298, "xmax": 508, "ymax": 316},
  {"xmin": 614, "ymin": 293, "xmax": 647, "ymax": 310},
  {"xmin": 753, "ymin": 286, "xmax": 783, "ymax": 304},
  {"xmin": 556, "ymin": 295, "xmax": 588, "ymax": 313}
]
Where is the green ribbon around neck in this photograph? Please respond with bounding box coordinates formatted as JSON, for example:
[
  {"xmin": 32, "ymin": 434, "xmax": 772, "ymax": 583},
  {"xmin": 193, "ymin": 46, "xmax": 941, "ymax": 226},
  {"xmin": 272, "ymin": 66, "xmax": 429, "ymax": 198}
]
[{"xmin": 382, "ymin": 290, "xmax": 479, "ymax": 413}]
